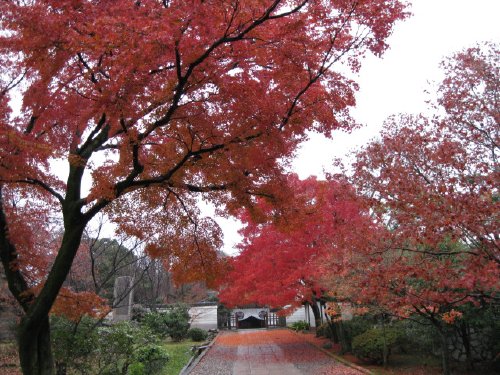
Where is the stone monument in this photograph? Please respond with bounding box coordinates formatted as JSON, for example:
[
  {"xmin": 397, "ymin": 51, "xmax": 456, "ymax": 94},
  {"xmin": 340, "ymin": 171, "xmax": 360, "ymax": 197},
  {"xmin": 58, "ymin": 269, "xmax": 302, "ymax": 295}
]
[{"xmin": 113, "ymin": 276, "xmax": 134, "ymax": 321}]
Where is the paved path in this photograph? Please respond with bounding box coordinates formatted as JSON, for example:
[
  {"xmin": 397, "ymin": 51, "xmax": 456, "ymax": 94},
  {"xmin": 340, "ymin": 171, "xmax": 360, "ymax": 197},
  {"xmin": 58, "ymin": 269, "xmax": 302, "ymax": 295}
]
[{"xmin": 188, "ymin": 329, "xmax": 364, "ymax": 375}]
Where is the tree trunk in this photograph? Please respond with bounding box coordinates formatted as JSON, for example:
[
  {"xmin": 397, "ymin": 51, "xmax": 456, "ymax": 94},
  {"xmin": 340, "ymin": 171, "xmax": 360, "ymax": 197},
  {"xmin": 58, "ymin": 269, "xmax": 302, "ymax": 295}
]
[
  {"xmin": 18, "ymin": 315, "xmax": 54, "ymax": 375},
  {"xmin": 330, "ymin": 321, "xmax": 339, "ymax": 343},
  {"xmin": 15, "ymin": 224, "xmax": 85, "ymax": 374},
  {"xmin": 381, "ymin": 315, "xmax": 388, "ymax": 368},
  {"xmin": 459, "ymin": 321, "xmax": 473, "ymax": 370},
  {"xmin": 335, "ymin": 320, "xmax": 349, "ymax": 354},
  {"xmin": 438, "ymin": 328, "xmax": 452, "ymax": 375},
  {"xmin": 0, "ymin": 138, "xmax": 101, "ymax": 375},
  {"xmin": 310, "ymin": 300, "xmax": 322, "ymax": 329}
]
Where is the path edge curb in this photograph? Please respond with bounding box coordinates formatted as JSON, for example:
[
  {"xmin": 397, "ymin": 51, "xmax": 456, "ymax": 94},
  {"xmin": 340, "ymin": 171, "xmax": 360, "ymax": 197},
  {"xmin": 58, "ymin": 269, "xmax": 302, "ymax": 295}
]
[
  {"xmin": 179, "ymin": 331, "xmax": 220, "ymax": 375},
  {"xmin": 291, "ymin": 330, "xmax": 374, "ymax": 375}
]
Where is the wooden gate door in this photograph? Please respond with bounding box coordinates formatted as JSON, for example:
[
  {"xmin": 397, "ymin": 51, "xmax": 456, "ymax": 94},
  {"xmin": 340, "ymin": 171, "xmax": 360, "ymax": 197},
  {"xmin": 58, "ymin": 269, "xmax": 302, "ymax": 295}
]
[{"xmin": 266, "ymin": 312, "xmax": 286, "ymax": 328}]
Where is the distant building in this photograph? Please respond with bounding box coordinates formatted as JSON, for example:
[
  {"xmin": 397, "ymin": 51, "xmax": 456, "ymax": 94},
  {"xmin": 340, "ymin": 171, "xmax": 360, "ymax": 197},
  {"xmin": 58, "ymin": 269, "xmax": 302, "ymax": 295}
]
[{"xmin": 211, "ymin": 303, "xmax": 328, "ymax": 330}]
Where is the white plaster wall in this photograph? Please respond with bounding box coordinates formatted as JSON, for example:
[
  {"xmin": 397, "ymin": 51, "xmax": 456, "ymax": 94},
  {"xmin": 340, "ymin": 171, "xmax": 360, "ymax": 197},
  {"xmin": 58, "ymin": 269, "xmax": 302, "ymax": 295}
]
[
  {"xmin": 186, "ymin": 303, "xmax": 342, "ymax": 330},
  {"xmin": 189, "ymin": 305, "xmax": 218, "ymax": 330},
  {"xmin": 286, "ymin": 304, "xmax": 324, "ymax": 327}
]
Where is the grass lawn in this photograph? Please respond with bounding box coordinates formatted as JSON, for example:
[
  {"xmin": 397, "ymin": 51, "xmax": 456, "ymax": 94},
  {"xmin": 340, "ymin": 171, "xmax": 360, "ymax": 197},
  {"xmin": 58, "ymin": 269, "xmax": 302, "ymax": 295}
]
[{"xmin": 161, "ymin": 340, "xmax": 198, "ymax": 375}]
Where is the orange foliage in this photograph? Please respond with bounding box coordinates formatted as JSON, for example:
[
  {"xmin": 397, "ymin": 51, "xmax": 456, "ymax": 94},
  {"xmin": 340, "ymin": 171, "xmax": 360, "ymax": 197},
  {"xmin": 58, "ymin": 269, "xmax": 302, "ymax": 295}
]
[
  {"xmin": 51, "ymin": 288, "xmax": 110, "ymax": 322},
  {"xmin": 216, "ymin": 330, "xmax": 301, "ymax": 346},
  {"xmin": 441, "ymin": 310, "xmax": 463, "ymax": 325}
]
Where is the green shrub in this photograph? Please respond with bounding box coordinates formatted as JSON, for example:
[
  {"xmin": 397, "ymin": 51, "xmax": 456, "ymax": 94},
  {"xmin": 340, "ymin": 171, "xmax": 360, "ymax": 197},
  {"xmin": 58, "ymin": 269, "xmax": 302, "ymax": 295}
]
[
  {"xmin": 188, "ymin": 327, "xmax": 208, "ymax": 342},
  {"xmin": 142, "ymin": 304, "xmax": 191, "ymax": 341},
  {"xmin": 352, "ymin": 327, "xmax": 403, "ymax": 364},
  {"xmin": 133, "ymin": 344, "xmax": 169, "ymax": 374},
  {"xmin": 396, "ymin": 318, "xmax": 438, "ymax": 355},
  {"xmin": 128, "ymin": 362, "xmax": 145, "ymax": 375},
  {"xmin": 51, "ymin": 315, "xmax": 99, "ymax": 374},
  {"xmin": 289, "ymin": 320, "xmax": 310, "ymax": 331},
  {"xmin": 131, "ymin": 305, "xmax": 148, "ymax": 322},
  {"xmin": 52, "ymin": 315, "xmax": 165, "ymax": 375},
  {"xmin": 343, "ymin": 315, "xmax": 376, "ymax": 341},
  {"xmin": 163, "ymin": 304, "xmax": 191, "ymax": 341},
  {"xmin": 96, "ymin": 321, "xmax": 159, "ymax": 374},
  {"xmin": 142, "ymin": 311, "xmax": 170, "ymax": 337}
]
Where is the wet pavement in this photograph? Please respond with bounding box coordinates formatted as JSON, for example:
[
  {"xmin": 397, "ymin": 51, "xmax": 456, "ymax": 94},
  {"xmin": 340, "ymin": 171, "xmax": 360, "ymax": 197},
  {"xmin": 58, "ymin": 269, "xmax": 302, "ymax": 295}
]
[{"xmin": 188, "ymin": 329, "xmax": 365, "ymax": 375}]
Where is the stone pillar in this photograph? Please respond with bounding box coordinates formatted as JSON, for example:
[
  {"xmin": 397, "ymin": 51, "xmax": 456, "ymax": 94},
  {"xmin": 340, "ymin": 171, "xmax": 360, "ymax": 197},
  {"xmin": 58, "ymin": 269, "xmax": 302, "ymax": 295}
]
[{"xmin": 113, "ymin": 276, "xmax": 134, "ymax": 322}]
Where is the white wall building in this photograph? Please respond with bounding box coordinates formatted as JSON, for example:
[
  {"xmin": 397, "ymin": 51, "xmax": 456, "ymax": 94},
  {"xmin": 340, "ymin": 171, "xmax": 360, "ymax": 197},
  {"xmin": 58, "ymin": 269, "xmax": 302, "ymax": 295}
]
[{"xmin": 188, "ymin": 302, "xmax": 349, "ymax": 330}]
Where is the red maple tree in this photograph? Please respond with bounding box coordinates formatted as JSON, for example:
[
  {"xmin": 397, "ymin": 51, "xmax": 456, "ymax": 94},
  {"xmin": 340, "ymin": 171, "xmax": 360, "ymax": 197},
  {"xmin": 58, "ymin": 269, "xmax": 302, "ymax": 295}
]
[
  {"xmin": 218, "ymin": 176, "xmax": 374, "ymax": 326},
  {"xmin": 0, "ymin": 1, "xmax": 407, "ymax": 373},
  {"xmin": 326, "ymin": 42, "xmax": 499, "ymax": 375}
]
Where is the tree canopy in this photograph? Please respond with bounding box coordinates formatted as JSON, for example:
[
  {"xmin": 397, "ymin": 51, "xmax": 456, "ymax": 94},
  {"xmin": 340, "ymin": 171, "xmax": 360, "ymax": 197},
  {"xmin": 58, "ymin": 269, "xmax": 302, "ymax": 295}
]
[
  {"xmin": 220, "ymin": 42, "xmax": 499, "ymax": 375},
  {"xmin": 218, "ymin": 176, "xmax": 372, "ymax": 308},
  {"xmin": 0, "ymin": 1, "xmax": 408, "ymax": 373}
]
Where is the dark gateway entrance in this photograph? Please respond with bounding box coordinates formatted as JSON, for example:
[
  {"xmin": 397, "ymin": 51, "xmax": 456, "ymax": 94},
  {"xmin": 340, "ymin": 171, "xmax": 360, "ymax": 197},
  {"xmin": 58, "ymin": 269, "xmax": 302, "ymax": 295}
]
[
  {"xmin": 217, "ymin": 308, "xmax": 286, "ymax": 330},
  {"xmin": 238, "ymin": 316, "xmax": 266, "ymax": 329}
]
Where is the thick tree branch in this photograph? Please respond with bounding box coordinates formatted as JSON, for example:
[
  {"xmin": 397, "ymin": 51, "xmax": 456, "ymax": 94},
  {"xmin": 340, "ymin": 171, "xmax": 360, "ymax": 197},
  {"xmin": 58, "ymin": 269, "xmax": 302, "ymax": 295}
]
[
  {"xmin": 139, "ymin": 0, "xmax": 306, "ymax": 140},
  {"xmin": 183, "ymin": 183, "xmax": 228, "ymax": 192},
  {"xmin": 13, "ymin": 178, "xmax": 64, "ymax": 204},
  {"xmin": 78, "ymin": 113, "xmax": 107, "ymax": 155}
]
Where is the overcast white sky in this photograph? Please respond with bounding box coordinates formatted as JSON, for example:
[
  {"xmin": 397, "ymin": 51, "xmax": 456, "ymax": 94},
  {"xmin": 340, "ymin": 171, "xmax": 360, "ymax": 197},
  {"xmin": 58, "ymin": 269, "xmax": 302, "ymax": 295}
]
[{"xmin": 217, "ymin": 0, "xmax": 500, "ymax": 254}]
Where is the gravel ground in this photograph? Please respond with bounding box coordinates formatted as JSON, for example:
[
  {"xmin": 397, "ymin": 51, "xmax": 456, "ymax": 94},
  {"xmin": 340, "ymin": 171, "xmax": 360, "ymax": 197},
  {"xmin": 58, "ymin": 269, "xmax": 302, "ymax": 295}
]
[
  {"xmin": 188, "ymin": 329, "xmax": 364, "ymax": 375},
  {"xmin": 189, "ymin": 345, "xmax": 237, "ymax": 375}
]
